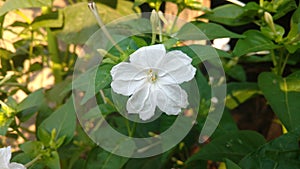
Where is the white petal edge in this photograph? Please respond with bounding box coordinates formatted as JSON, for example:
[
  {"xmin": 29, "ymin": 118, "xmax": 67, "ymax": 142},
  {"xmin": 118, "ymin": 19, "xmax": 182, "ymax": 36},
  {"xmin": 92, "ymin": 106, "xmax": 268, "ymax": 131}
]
[
  {"xmin": 110, "ymin": 62, "xmax": 145, "ymax": 81},
  {"xmin": 158, "ymin": 50, "xmax": 196, "ymax": 84},
  {"xmin": 0, "ymin": 146, "xmax": 11, "ymax": 168},
  {"xmin": 111, "ymin": 78, "xmax": 147, "ymax": 96},
  {"xmin": 8, "ymin": 163, "xmax": 26, "ymax": 169},
  {"xmin": 156, "ymin": 84, "xmax": 188, "ymax": 115},
  {"xmin": 129, "ymin": 44, "xmax": 166, "ymax": 68},
  {"xmin": 126, "ymin": 83, "xmax": 156, "ymax": 120}
]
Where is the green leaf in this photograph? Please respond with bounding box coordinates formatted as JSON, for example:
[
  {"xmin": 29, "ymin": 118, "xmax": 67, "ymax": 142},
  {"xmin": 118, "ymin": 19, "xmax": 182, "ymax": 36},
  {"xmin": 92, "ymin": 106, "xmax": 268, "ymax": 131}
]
[
  {"xmin": 175, "ymin": 22, "xmax": 211, "ymax": 40},
  {"xmin": 226, "ymin": 65, "xmax": 246, "ymax": 82},
  {"xmin": 225, "ymin": 159, "xmax": 242, "ymax": 169},
  {"xmin": 233, "ymin": 30, "xmax": 279, "ymax": 57},
  {"xmin": 226, "ymin": 82, "xmax": 260, "ymax": 110},
  {"xmin": 16, "ymin": 89, "xmax": 44, "ymax": 112},
  {"xmin": 239, "ymin": 126, "xmax": 300, "ymax": 169},
  {"xmin": 85, "ymin": 147, "xmax": 128, "ymax": 169},
  {"xmin": 20, "ymin": 141, "xmax": 44, "ymax": 157},
  {"xmin": 38, "ymin": 98, "xmax": 76, "ymax": 145},
  {"xmin": 187, "ymin": 131, "xmax": 266, "ymax": 163},
  {"xmin": 0, "ymin": 0, "xmax": 52, "ymax": 16},
  {"xmin": 191, "ymin": 22, "xmax": 245, "ymax": 40},
  {"xmin": 199, "ymin": 4, "xmax": 251, "ymax": 26},
  {"xmin": 31, "ymin": 10, "xmax": 64, "ymax": 30},
  {"xmin": 45, "ymin": 151, "xmax": 61, "ymax": 169},
  {"xmin": 211, "ymin": 109, "xmax": 239, "ymax": 138},
  {"xmin": 285, "ymin": 10, "xmax": 300, "ymax": 54},
  {"xmin": 72, "ymin": 64, "xmax": 113, "ymax": 105},
  {"xmin": 0, "ymin": 117, "xmax": 13, "ymax": 136},
  {"xmin": 258, "ymin": 71, "xmax": 300, "ymax": 131},
  {"xmin": 272, "ymin": 0, "xmax": 297, "ymax": 20},
  {"xmin": 55, "ymin": 1, "xmax": 137, "ymax": 44},
  {"xmin": 172, "ymin": 45, "xmax": 231, "ymax": 66}
]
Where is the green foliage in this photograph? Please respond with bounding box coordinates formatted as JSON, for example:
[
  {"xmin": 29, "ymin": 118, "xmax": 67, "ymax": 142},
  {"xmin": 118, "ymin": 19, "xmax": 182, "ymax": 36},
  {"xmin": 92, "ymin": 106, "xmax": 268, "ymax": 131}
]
[
  {"xmin": 0, "ymin": 0, "xmax": 299, "ymax": 168},
  {"xmin": 258, "ymin": 71, "xmax": 300, "ymax": 131}
]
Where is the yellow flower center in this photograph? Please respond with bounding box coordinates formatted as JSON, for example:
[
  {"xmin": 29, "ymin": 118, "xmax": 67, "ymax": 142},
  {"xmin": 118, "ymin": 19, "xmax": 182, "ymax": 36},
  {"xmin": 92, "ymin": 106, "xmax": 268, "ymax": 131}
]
[{"xmin": 147, "ymin": 69, "xmax": 158, "ymax": 83}]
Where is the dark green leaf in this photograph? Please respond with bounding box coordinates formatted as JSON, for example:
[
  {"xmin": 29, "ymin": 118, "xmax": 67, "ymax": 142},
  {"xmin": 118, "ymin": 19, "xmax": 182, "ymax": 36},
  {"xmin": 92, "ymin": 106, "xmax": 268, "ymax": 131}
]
[
  {"xmin": 258, "ymin": 71, "xmax": 300, "ymax": 131},
  {"xmin": 226, "ymin": 82, "xmax": 260, "ymax": 110},
  {"xmin": 226, "ymin": 65, "xmax": 246, "ymax": 82},
  {"xmin": 192, "ymin": 22, "xmax": 245, "ymax": 40},
  {"xmin": 85, "ymin": 147, "xmax": 128, "ymax": 169},
  {"xmin": 38, "ymin": 98, "xmax": 76, "ymax": 145},
  {"xmin": 0, "ymin": 0, "xmax": 52, "ymax": 16},
  {"xmin": 239, "ymin": 126, "xmax": 300, "ymax": 169},
  {"xmin": 233, "ymin": 30, "xmax": 279, "ymax": 57},
  {"xmin": 187, "ymin": 131, "xmax": 266, "ymax": 163}
]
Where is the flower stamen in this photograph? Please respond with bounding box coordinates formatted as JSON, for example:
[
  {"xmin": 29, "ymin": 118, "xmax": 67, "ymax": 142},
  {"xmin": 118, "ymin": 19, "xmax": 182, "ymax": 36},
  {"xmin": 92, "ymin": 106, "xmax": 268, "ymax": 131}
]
[{"xmin": 147, "ymin": 69, "xmax": 158, "ymax": 83}]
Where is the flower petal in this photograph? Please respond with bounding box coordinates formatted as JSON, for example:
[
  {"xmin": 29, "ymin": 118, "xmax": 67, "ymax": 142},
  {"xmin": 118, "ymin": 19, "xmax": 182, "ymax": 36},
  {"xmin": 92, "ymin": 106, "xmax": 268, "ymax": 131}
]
[
  {"xmin": 158, "ymin": 50, "xmax": 196, "ymax": 84},
  {"xmin": 8, "ymin": 163, "xmax": 26, "ymax": 169},
  {"xmin": 156, "ymin": 84, "xmax": 188, "ymax": 115},
  {"xmin": 126, "ymin": 83, "xmax": 156, "ymax": 120},
  {"xmin": 0, "ymin": 146, "xmax": 11, "ymax": 168},
  {"xmin": 111, "ymin": 78, "xmax": 146, "ymax": 96},
  {"xmin": 111, "ymin": 62, "xmax": 145, "ymax": 81},
  {"xmin": 129, "ymin": 44, "xmax": 166, "ymax": 68}
]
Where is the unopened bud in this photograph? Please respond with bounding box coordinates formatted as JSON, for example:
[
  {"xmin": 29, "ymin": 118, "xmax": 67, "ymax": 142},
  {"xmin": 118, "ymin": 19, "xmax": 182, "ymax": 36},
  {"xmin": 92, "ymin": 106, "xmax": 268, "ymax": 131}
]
[
  {"xmin": 264, "ymin": 12, "xmax": 276, "ymax": 33},
  {"xmin": 150, "ymin": 9, "xmax": 159, "ymax": 30}
]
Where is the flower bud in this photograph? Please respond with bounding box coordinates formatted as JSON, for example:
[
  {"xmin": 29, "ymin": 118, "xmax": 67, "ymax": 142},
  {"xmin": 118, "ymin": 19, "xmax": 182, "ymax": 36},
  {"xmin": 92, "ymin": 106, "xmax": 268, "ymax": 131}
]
[
  {"xmin": 264, "ymin": 12, "xmax": 276, "ymax": 33},
  {"xmin": 150, "ymin": 9, "xmax": 159, "ymax": 30}
]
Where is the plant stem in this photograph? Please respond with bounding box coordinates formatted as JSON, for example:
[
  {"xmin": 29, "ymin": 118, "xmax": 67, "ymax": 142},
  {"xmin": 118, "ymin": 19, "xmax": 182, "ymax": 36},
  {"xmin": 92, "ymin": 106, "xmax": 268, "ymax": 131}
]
[
  {"xmin": 170, "ymin": 10, "xmax": 180, "ymax": 34},
  {"xmin": 24, "ymin": 154, "xmax": 42, "ymax": 168},
  {"xmin": 270, "ymin": 49, "xmax": 277, "ymax": 73},
  {"xmin": 280, "ymin": 53, "xmax": 290, "ymax": 75},
  {"xmin": 277, "ymin": 48, "xmax": 284, "ymax": 75}
]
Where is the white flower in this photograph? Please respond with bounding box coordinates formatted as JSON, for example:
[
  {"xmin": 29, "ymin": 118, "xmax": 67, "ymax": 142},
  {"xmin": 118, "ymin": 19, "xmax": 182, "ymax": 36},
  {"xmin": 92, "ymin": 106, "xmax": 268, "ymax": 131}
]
[
  {"xmin": 111, "ymin": 44, "xmax": 196, "ymax": 120},
  {"xmin": 212, "ymin": 38, "xmax": 230, "ymax": 51},
  {"xmin": 0, "ymin": 146, "xmax": 26, "ymax": 169}
]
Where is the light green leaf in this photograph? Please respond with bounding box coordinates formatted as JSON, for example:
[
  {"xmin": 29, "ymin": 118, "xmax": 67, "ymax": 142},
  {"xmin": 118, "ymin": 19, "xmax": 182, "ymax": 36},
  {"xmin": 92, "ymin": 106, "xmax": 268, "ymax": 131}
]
[
  {"xmin": 258, "ymin": 71, "xmax": 300, "ymax": 131},
  {"xmin": 187, "ymin": 131, "xmax": 266, "ymax": 163},
  {"xmin": 20, "ymin": 141, "xmax": 44, "ymax": 157},
  {"xmin": 0, "ymin": 0, "xmax": 52, "ymax": 16},
  {"xmin": 17, "ymin": 89, "xmax": 44, "ymax": 112},
  {"xmin": 38, "ymin": 98, "xmax": 76, "ymax": 145},
  {"xmin": 31, "ymin": 10, "xmax": 64, "ymax": 30},
  {"xmin": 199, "ymin": 4, "xmax": 251, "ymax": 26},
  {"xmin": 273, "ymin": 0, "xmax": 297, "ymax": 20},
  {"xmin": 239, "ymin": 126, "xmax": 300, "ymax": 169},
  {"xmin": 45, "ymin": 151, "xmax": 61, "ymax": 169},
  {"xmin": 175, "ymin": 22, "xmax": 210, "ymax": 40},
  {"xmin": 233, "ymin": 30, "xmax": 279, "ymax": 57},
  {"xmin": 225, "ymin": 159, "xmax": 242, "ymax": 169},
  {"xmin": 191, "ymin": 22, "xmax": 245, "ymax": 40},
  {"xmin": 172, "ymin": 45, "xmax": 231, "ymax": 65},
  {"xmin": 55, "ymin": 2, "xmax": 137, "ymax": 44}
]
